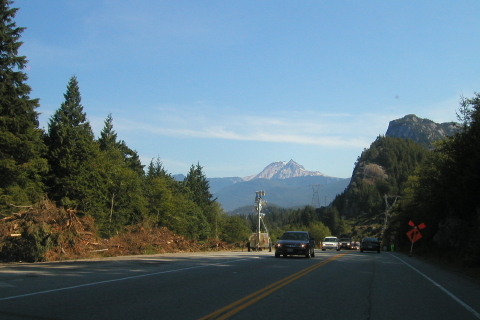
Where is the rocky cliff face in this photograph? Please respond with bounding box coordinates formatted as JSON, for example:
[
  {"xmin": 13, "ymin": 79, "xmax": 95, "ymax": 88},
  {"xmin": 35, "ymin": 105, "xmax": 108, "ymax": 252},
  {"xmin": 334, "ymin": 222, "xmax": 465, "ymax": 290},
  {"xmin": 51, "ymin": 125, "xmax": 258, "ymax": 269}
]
[
  {"xmin": 385, "ymin": 114, "xmax": 459, "ymax": 149},
  {"xmin": 243, "ymin": 159, "xmax": 327, "ymax": 181}
]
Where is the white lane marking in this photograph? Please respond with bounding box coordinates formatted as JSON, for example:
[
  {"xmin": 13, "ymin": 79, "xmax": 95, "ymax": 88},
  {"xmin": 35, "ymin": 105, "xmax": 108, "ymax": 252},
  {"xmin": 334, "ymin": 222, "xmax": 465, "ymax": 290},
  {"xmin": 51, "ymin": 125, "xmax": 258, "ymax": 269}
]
[
  {"xmin": 0, "ymin": 258, "xmax": 250, "ymax": 301},
  {"xmin": 0, "ymin": 282, "xmax": 15, "ymax": 288},
  {"xmin": 390, "ymin": 253, "xmax": 480, "ymax": 319}
]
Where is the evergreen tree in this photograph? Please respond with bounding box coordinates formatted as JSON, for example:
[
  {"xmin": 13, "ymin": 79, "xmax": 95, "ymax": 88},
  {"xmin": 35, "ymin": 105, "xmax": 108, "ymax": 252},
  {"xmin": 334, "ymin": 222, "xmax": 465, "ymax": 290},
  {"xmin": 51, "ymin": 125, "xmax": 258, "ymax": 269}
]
[
  {"xmin": 117, "ymin": 140, "xmax": 144, "ymax": 175},
  {"xmin": 183, "ymin": 163, "xmax": 215, "ymax": 209},
  {"xmin": 300, "ymin": 206, "xmax": 317, "ymax": 226},
  {"xmin": 221, "ymin": 214, "xmax": 250, "ymax": 243},
  {"xmin": 308, "ymin": 221, "xmax": 331, "ymax": 243},
  {"xmin": 145, "ymin": 158, "xmax": 172, "ymax": 223},
  {"xmin": 0, "ymin": 0, "xmax": 47, "ymax": 209},
  {"xmin": 45, "ymin": 76, "xmax": 99, "ymax": 210},
  {"xmin": 98, "ymin": 113, "xmax": 144, "ymax": 175},
  {"xmin": 321, "ymin": 207, "xmax": 343, "ymax": 235},
  {"xmin": 146, "ymin": 157, "xmax": 170, "ymax": 179},
  {"xmin": 183, "ymin": 163, "xmax": 217, "ymax": 237},
  {"xmin": 94, "ymin": 114, "xmax": 146, "ymax": 235},
  {"xmin": 98, "ymin": 113, "xmax": 117, "ymax": 151}
]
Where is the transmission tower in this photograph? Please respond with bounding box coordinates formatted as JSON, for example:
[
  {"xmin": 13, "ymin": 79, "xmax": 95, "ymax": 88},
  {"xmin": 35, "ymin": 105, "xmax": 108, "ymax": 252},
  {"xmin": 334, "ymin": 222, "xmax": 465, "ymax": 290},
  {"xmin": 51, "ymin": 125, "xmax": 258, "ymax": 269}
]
[
  {"xmin": 310, "ymin": 184, "xmax": 322, "ymax": 208},
  {"xmin": 383, "ymin": 194, "xmax": 400, "ymax": 229}
]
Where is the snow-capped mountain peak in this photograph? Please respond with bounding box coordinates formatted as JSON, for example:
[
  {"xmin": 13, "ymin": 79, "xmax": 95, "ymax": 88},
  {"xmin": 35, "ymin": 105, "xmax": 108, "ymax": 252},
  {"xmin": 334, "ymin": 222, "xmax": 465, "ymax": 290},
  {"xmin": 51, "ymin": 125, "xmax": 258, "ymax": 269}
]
[{"xmin": 243, "ymin": 159, "xmax": 326, "ymax": 181}]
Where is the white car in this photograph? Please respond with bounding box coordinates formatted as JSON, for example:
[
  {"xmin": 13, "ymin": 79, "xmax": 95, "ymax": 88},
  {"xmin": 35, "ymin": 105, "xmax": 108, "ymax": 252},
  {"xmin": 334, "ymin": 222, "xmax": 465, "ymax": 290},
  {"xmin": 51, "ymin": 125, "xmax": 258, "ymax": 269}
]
[{"xmin": 322, "ymin": 236, "xmax": 340, "ymax": 251}]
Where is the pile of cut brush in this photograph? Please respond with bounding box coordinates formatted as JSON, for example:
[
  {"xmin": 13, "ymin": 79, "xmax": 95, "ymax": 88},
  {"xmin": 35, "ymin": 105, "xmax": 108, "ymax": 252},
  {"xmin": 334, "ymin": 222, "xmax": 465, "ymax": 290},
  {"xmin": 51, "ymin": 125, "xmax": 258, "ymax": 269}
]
[{"xmin": 0, "ymin": 199, "xmax": 233, "ymax": 263}]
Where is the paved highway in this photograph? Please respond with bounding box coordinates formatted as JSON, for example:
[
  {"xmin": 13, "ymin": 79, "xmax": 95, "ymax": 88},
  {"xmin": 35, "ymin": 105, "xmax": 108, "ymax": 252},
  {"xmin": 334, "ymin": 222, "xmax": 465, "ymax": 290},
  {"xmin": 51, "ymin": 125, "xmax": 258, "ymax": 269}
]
[{"xmin": 0, "ymin": 250, "xmax": 479, "ymax": 319}]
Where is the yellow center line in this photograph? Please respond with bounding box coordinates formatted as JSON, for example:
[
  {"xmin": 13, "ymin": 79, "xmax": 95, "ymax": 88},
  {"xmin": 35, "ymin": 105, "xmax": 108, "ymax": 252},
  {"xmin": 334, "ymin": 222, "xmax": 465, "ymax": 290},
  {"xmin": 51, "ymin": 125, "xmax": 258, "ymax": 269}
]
[{"xmin": 198, "ymin": 252, "xmax": 347, "ymax": 320}]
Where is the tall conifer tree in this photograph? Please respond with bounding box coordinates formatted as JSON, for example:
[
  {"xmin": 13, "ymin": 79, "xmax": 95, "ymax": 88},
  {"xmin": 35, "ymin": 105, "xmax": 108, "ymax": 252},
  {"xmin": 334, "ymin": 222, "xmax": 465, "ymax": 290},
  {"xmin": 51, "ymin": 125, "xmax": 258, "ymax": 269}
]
[
  {"xmin": 184, "ymin": 163, "xmax": 215, "ymax": 210},
  {"xmin": 0, "ymin": 0, "xmax": 47, "ymax": 208},
  {"xmin": 98, "ymin": 113, "xmax": 117, "ymax": 151},
  {"xmin": 183, "ymin": 163, "xmax": 217, "ymax": 238},
  {"xmin": 94, "ymin": 113, "xmax": 147, "ymax": 235},
  {"xmin": 45, "ymin": 76, "xmax": 99, "ymax": 209}
]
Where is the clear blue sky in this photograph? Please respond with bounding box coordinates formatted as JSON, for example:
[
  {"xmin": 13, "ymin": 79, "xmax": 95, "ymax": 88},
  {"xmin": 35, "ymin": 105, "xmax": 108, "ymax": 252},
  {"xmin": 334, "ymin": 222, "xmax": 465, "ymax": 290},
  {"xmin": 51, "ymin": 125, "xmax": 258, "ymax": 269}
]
[{"xmin": 14, "ymin": 0, "xmax": 480, "ymax": 178}]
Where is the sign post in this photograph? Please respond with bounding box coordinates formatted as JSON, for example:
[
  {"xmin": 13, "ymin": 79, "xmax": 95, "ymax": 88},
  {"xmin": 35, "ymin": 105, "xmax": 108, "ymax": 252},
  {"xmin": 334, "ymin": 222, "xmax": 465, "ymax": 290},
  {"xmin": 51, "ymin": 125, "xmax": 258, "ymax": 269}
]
[{"xmin": 406, "ymin": 221, "xmax": 426, "ymax": 257}]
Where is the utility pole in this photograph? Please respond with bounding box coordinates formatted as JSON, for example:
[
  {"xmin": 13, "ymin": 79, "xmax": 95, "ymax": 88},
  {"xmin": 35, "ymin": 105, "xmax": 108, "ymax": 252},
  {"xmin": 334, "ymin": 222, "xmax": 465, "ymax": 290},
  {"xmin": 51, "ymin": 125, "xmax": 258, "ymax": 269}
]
[{"xmin": 255, "ymin": 190, "xmax": 266, "ymax": 251}]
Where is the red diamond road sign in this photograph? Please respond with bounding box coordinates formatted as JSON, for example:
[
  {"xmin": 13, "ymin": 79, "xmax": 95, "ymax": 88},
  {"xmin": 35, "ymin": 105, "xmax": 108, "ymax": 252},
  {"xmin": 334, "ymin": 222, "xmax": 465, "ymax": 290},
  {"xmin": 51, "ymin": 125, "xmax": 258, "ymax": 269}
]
[{"xmin": 406, "ymin": 228, "xmax": 422, "ymax": 243}]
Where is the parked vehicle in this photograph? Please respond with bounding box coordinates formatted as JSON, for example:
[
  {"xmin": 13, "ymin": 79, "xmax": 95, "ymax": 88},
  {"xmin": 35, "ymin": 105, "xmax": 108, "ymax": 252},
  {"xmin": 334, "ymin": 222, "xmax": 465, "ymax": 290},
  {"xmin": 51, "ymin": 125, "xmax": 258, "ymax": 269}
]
[
  {"xmin": 275, "ymin": 231, "xmax": 315, "ymax": 258},
  {"xmin": 360, "ymin": 237, "xmax": 381, "ymax": 253},
  {"xmin": 247, "ymin": 232, "xmax": 272, "ymax": 252},
  {"xmin": 321, "ymin": 236, "xmax": 340, "ymax": 251}
]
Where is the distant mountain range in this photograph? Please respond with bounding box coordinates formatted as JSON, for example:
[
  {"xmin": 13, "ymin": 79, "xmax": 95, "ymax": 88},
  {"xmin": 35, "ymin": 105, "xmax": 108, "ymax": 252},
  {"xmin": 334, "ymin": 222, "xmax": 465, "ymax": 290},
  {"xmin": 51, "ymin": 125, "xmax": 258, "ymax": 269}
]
[
  {"xmin": 173, "ymin": 115, "xmax": 459, "ymax": 212},
  {"xmin": 207, "ymin": 160, "xmax": 349, "ymax": 212}
]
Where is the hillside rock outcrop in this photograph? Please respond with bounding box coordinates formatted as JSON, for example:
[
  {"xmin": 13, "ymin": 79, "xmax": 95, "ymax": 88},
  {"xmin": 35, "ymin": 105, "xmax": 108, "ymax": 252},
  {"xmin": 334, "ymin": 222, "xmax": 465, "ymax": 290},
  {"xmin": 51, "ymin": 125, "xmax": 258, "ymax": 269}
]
[{"xmin": 386, "ymin": 114, "xmax": 459, "ymax": 149}]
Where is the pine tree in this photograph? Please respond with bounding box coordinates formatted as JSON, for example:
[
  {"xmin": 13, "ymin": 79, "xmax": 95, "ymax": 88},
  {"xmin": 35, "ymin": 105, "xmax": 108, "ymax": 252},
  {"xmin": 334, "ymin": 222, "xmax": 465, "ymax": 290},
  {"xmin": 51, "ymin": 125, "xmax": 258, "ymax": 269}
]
[
  {"xmin": 94, "ymin": 114, "xmax": 147, "ymax": 235},
  {"xmin": 146, "ymin": 157, "xmax": 170, "ymax": 179},
  {"xmin": 183, "ymin": 163, "xmax": 217, "ymax": 238},
  {"xmin": 184, "ymin": 163, "xmax": 215, "ymax": 210},
  {"xmin": 45, "ymin": 76, "xmax": 99, "ymax": 209},
  {"xmin": 98, "ymin": 113, "xmax": 117, "ymax": 151},
  {"xmin": 0, "ymin": 0, "xmax": 47, "ymax": 208},
  {"xmin": 98, "ymin": 113, "xmax": 144, "ymax": 175}
]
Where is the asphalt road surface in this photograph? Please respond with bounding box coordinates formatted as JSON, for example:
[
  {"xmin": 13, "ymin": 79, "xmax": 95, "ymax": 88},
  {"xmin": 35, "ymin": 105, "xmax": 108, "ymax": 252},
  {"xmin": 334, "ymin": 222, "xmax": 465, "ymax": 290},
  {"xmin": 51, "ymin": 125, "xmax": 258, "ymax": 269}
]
[{"xmin": 1, "ymin": 250, "xmax": 479, "ymax": 320}]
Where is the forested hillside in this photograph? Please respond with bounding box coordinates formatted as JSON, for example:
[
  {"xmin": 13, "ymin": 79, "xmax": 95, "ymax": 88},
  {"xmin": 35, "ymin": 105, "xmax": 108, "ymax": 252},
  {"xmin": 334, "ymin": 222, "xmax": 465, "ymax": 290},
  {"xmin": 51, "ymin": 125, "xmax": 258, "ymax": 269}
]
[
  {"xmin": 324, "ymin": 101, "xmax": 480, "ymax": 267},
  {"xmin": 387, "ymin": 95, "xmax": 480, "ymax": 266},
  {"xmin": 333, "ymin": 136, "xmax": 430, "ymax": 219}
]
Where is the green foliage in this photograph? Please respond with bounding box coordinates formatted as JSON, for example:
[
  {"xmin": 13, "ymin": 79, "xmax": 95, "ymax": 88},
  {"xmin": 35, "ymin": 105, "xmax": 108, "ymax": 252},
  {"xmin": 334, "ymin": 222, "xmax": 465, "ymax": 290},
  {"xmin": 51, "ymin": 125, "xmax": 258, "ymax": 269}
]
[
  {"xmin": 90, "ymin": 114, "xmax": 147, "ymax": 236},
  {"xmin": 98, "ymin": 113, "xmax": 117, "ymax": 151},
  {"xmin": 159, "ymin": 194, "xmax": 210, "ymax": 240},
  {"xmin": 307, "ymin": 221, "xmax": 331, "ymax": 242},
  {"xmin": 390, "ymin": 93, "xmax": 480, "ymax": 265},
  {"xmin": 182, "ymin": 163, "xmax": 217, "ymax": 239},
  {"xmin": 45, "ymin": 76, "xmax": 100, "ymax": 210},
  {"xmin": 145, "ymin": 158, "xmax": 174, "ymax": 223},
  {"xmin": 221, "ymin": 215, "xmax": 251, "ymax": 243},
  {"xmin": 144, "ymin": 158, "xmax": 214, "ymax": 240},
  {"xmin": 337, "ymin": 136, "xmax": 430, "ymax": 219},
  {"xmin": 183, "ymin": 163, "xmax": 215, "ymax": 210},
  {"xmin": 318, "ymin": 206, "xmax": 350, "ymax": 236},
  {"xmin": 0, "ymin": 222, "xmax": 52, "ymax": 262},
  {"xmin": 328, "ymin": 136, "xmax": 430, "ymax": 240},
  {"xmin": 0, "ymin": 0, "xmax": 47, "ymax": 209}
]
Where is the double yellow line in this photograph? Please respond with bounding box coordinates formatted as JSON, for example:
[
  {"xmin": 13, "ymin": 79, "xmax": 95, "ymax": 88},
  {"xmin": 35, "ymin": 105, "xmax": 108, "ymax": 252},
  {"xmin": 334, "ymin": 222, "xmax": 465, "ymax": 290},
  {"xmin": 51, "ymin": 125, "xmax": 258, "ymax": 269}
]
[{"xmin": 198, "ymin": 252, "xmax": 347, "ymax": 320}]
